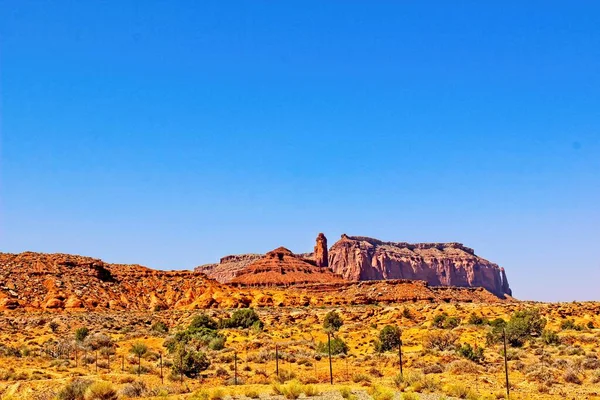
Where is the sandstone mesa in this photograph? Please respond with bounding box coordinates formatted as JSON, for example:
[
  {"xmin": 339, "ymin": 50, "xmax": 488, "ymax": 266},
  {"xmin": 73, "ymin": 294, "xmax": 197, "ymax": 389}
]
[{"xmin": 0, "ymin": 233, "xmax": 513, "ymax": 311}]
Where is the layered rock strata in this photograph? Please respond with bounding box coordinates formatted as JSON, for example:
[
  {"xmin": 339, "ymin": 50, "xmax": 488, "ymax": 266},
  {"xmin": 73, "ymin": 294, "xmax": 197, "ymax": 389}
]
[
  {"xmin": 229, "ymin": 247, "xmax": 344, "ymax": 287},
  {"xmin": 328, "ymin": 235, "xmax": 511, "ymax": 297}
]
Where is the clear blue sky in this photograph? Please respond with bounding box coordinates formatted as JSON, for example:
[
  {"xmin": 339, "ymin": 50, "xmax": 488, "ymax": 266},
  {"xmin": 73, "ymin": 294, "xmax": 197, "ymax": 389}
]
[{"xmin": 1, "ymin": 2, "xmax": 599, "ymax": 301}]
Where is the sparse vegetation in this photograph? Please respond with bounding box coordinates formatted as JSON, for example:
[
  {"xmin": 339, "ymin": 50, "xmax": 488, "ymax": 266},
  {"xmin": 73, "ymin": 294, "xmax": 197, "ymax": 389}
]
[
  {"xmin": 374, "ymin": 325, "xmax": 401, "ymax": 352},
  {"xmin": 0, "ymin": 303, "xmax": 598, "ymax": 399},
  {"xmin": 323, "ymin": 310, "xmax": 343, "ymax": 333}
]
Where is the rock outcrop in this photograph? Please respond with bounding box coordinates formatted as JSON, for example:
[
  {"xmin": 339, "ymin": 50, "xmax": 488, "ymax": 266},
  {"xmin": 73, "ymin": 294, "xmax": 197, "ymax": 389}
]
[
  {"xmin": 195, "ymin": 254, "xmax": 262, "ymax": 283},
  {"xmin": 314, "ymin": 233, "xmax": 328, "ymax": 267},
  {"xmin": 230, "ymin": 247, "xmax": 345, "ymax": 287},
  {"xmin": 0, "ymin": 251, "xmax": 512, "ymax": 311},
  {"xmin": 328, "ymin": 235, "xmax": 511, "ymax": 297}
]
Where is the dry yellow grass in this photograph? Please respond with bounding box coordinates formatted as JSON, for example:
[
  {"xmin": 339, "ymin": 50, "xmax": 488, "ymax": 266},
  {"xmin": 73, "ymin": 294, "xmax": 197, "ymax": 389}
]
[{"xmin": 0, "ymin": 301, "xmax": 598, "ymax": 399}]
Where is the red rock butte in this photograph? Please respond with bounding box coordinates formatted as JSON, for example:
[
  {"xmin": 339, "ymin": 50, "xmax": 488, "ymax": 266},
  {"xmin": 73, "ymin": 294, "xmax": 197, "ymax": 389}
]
[
  {"xmin": 229, "ymin": 246, "xmax": 345, "ymax": 287},
  {"xmin": 197, "ymin": 233, "xmax": 512, "ymax": 298}
]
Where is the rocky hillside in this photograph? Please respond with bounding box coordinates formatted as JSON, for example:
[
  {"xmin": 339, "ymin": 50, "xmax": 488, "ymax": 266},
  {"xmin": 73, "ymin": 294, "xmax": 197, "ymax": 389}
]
[
  {"xmin": 230, "ymin": 246, "xmax": 345, "ymax": 287},
  {"xmin": 0, "ymin": 251, "xmax": 510, "ymax": 311},
  {"xmin": 328, "ymin": 234, "xmax": 511, "ymax": 297},
  {"xmin": 195, "ymin": 233, "xmax": 512, "ymax": 298},
  {"xmin": 195, "ymin": 254, "xmax": 262, "ymax": 283}
]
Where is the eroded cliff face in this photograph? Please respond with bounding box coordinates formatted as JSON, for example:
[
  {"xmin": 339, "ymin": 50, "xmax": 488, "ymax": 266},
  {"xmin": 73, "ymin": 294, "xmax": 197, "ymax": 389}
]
[
  {"xmin": 195, "ymin": 254, "xmax": 262, "ymax": 283},
  {"xmin": 314, "ymin": 233, "xmax": 328, "ymax": 267},
  {"xmin": 0, "ymin": 251, "xmax": 510, "ymax": 311},
  {"xmin": 230, "ymin": 247, "xmax": 344, "ymax": 287},
  {"xmin": 328, "ymin": 235, "xmax": 512, "ymax": 297}
]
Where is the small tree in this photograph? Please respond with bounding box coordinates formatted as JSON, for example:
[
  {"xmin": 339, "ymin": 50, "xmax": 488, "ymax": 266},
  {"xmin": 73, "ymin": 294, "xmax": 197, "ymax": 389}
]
[
  {"xmin": 457, "ymin": 343, "xmax": 485, "ymax": 363},
  {"xmin": 487, "ymin": 308, "xmax": 546, "ymax": 347},
  {"xmin": 317, "ymin": 337, "xmax": 348, "ymax": 355},
  {"xmin": 189, "ymin": 313, "xmax": 218, "ymax": 331},
  {"xmin": 75, "ymin": 327, "xmax": 90, "ymax": 343},
  {"xmin": 49, "ymin": 321, "xmax": 59, "ymax": 333},
  {"xmin": 172, "ymin": 346, "xmax": 210, "ymax": 378},
  {"xmin": 221, "ymin": 309, "xmax": 262, "ymax": 329},
  {"xmin": 130, "ymin": 342, "xmax": 148, "ymax": 375},
  {"xmin": 323, "ymin": 311, "xmax": 343, "ymax": 334},
  {"xmin": 375, "ymin": 325, "xmax": 401, "ymax": 353}
]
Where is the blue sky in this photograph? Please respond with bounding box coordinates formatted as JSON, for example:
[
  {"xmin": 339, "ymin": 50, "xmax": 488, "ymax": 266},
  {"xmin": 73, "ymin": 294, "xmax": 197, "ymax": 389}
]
[{"xmin": 1, "ymin": 1, "xmax": 598, "ymax": 301}]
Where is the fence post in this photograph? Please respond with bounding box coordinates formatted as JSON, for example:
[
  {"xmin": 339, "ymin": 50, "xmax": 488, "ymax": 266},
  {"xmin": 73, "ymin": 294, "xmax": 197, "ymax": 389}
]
[
  {"xmin": 180, "ymin": 352, "xmax": 184, "ymax": 384},
  {"xmin": 234, "ymin": 351, "xmax": 238, "ymax": 385},
  {"xmin": 503, "ymin": 328, "xmax": 510, "ymax": 399},
  {"xmin": 160, "ymin": 352, "xmax": 164, "ymax": 384},
  {"xmin": 275, "ymin": 344, "xmax": 279, "ymax": 378},
  {"xmin": 328, "ymin": 332, "xmax": 333, "ymax": 385},
  {"xmin": 398, "ymin": 334, "xmax": 403, "ymax": 377}
]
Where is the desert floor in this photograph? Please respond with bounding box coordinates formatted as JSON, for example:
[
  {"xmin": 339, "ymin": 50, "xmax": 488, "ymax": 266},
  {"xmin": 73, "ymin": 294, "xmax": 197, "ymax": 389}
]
[{"xmin": 0, "ymin": 301, "xmax": 599, "ymax": 400}]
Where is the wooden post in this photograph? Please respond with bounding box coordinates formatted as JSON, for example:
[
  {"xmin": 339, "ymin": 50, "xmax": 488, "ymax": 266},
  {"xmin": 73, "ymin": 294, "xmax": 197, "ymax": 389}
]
[
  {"xmin": 275, "ymin": 345, "xmax": 279, "ymax": 378},
  {"xmin": 180, "ymin": 352, "xmax": 184, "ymax": 384},
  {"xmin": 138, "ymin": 354, "xmax": 141, "ymax": 376},
  {"xmin": 503, "ymin": 328, "xmax": 510, "ymax": 399},
  {"xmin": 328, "ymin": 332, "xmax": 333, "ymax": 385},
  {"xmin": 234, "ymin": 351, "xmax": 238, "ymax": 385},
  {"xmin": 160, "ymin": 353, "xmax": 164, "ymax": 384},
  {"xmin": 398, "ymin": 335, "xmax": 403, "ymax": 377}
]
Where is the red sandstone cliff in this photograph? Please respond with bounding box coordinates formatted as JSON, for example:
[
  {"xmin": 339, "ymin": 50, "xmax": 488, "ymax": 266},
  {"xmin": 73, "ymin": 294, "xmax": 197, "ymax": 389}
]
[
  {"xmin": 195, "ymin": 254, "xmax": 262, "ymax": 283},
  {"xmin": 314, "ymin": 233, "xmax": 328, "ymax": 267},
  {"xmin": 230, "ymin": 247, "xmax": 344, "ymax": 287},
  {"xmin": 0, "ymin": 251, "xmax": 509, "ymax": 311},
  {"xmin": 328, "ymin": 235, "xmax": 512, "ymax": 297}
]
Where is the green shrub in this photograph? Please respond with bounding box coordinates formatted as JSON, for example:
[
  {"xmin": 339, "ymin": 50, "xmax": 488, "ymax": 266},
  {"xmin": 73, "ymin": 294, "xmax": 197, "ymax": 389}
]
[
  {"xmin": 220, "ymin": 309, "xmax": 262, "ymax": 329},
  {"xmin": 151, "ymin": 321, "xmax": 169, "ymax": 334},
  {"xmin": 49, "ymin": 321, "xmax": 60, "ymax": 333},
  {"xmin": 560, "ymin": 319, "xmax": 584, "ymax": 331},
  {"xmin": 84, "ymin": 381, "xmax": 118, "ymax": 400},
  {"xmin": 432, "ymin": 313, "xmax": 448, "ymax": 328},
  {"xmin": 487, "ymin": 308, "xmax": 546, "ymax": 347},
  {"xmin": 75, "ymin": 327, "xmax": 90, "ymax": 343},
  {"xmin": 374, "ymin": 325, "xmax": 401, "ymax": 352},
  {"xmin": 323, "ymin": 311, "xmax": 343, "ymax": 333},
  {"xmin": 190, "ymin": 314, "xmax": 218, "ymax": 330},
  {"xmin": 432, "ymin": 313, "xmax": 461, "ymax": 329},
  {"xmin": 468, "ymin": 313, "xmax": 488, "ymax": 326},
  {"xmin": 489, "ymin": 318, "xmax": 506, "ymax": 328},
  {"xmin": 171, "ymin": 347, "xmax": 210, "ymax": 378},
  {"xmin": 402, "ymin": 307, "xmax": 414, "ymax": 320},
  {"xmin": 457, "ymin": 343, "xmax": 485, "ymax": 363},
  {"xmin": 57, "ymin": 379, "xmax": 93, "ymax": 400},
  {"xmin": 541, "ymin": 329, "xmax": 561, "ymax": 345},
  {"xmin": 316, "ymin": 337, "xmax": 348, "ymax": 355},
  {"xmin": 208, "ymin": 336, "xmax": 226, "ymax": 351}
]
